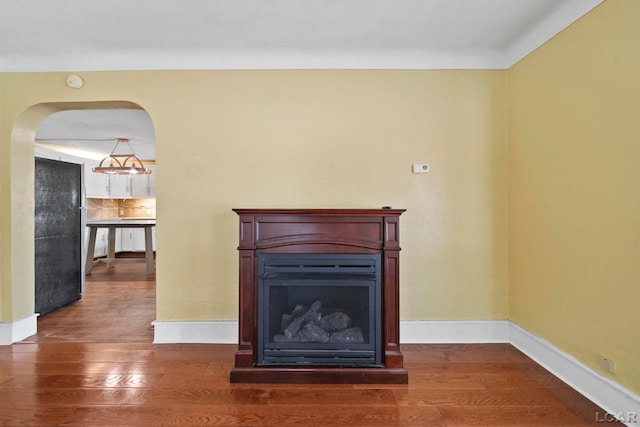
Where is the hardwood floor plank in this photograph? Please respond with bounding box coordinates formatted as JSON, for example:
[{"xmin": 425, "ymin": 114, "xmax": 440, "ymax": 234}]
[
  {"xmin": 436, "ymin": 405, "xmax": 595, "ymax": 426},
  {"xmin": 0, "ymin": 408, "xmax": 74, "ymax": 427},
  {"xmin": 394, "ymin": 387, "xmax": 568, "ymax": 406},
  {"xmin": 0, "ymin": 388, "xmax": 139, "ymax": 407}
]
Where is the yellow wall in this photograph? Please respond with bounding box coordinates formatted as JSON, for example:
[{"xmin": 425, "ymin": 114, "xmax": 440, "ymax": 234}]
[
  {"xmin": 0, "ymin": 70, "xmax": 508, "ymax": 324},
  {"xmin": 508, "ymin": 0, "xmax": 640, "ymax": 394}
]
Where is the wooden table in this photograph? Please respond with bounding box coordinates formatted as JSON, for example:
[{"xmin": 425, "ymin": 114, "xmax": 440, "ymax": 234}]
[{"xmin": 85, "ymin": 219, "xmax": 156, "ymax": 275}]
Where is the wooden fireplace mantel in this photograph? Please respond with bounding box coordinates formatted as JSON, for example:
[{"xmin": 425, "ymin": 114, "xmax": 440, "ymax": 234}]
[{"xmin": 230, "ymin": 208, "xmax": 408, "ymax": 383}]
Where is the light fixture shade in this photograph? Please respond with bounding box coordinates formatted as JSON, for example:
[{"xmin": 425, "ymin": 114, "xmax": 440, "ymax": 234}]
[{"xmin": 92, "ymin": 138, "xmax": 152, "ymax": 175}]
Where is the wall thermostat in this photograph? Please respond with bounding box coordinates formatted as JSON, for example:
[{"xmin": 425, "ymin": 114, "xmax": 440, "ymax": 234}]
[{"xmin": 412, "ymin": 164, "xmax": 429, "ymax": 173}]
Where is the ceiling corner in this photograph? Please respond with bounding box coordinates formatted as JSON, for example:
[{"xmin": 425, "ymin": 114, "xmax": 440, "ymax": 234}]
[{"xmin": 504, "ymin": 0, "xmax": 605, "ymax": 68}]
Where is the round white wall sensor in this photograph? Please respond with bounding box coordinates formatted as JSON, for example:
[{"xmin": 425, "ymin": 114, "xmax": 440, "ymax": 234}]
[{"xmin": 66, "ymin": 75, "xmax": 84, "ymax": 89}]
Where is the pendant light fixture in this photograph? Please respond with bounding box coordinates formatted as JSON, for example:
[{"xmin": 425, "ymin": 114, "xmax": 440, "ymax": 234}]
[{"xmin": 92, "ymin": 138, "xmax": 152, "ymax": 175}]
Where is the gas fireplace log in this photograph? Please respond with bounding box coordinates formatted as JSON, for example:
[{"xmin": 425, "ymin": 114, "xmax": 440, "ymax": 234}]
[
  {"xmin": 284, "ymin": 300, "xmax": 322, "ymax": 338},
  {"xmin": 318, "ymin": 311, "xmax": 351, "ymax": 331},
  {"xmin": 298, "ymin": 320, "xmax": 330, "ymax": 343},
  {"xmin": 281, "ymin": 314, "xmax": 294, "ymax": 331},
  {"xmin": 284, "ymin": 316, "xmax": 305, "ymax": 338},
  {"xmin": 274, "ymin": 321, "xmax": 332, "ymax": 343},
  {"xmin": 330, "ymin": 327, "xmax": 365, "ymax": 344},
  {"xmin": 291, "ymin": 305, "xmax": 307, "ymax": 318},
  {"xmin": 273, "ymin": 334, "xmax": 295, "ymax": 342},
  {"xmin": 306, "ymin": 300, "xmax": 322, "ymax": 316}
]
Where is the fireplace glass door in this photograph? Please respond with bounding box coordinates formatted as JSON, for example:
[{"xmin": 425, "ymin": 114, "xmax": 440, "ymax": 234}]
[{"xmin": 257, "ymin": 254, "xmax": 382, "ymax": 366}]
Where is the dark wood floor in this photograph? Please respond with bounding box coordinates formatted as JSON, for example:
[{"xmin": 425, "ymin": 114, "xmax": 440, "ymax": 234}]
[{"xmin": 0, "ymin": 264, "xmax": 617, "ymax": 426}]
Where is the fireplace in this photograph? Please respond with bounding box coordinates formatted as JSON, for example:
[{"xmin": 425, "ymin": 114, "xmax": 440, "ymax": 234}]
[{"xmin": 231, "ymin": 208, "xmax": 407, "ymax": 383}]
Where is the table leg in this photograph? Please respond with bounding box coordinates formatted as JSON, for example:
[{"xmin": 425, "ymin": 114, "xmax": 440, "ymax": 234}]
[
  {"xmin": 85, "ymin": 227, "xmax": 97, "ymax": 275},
  {"xmin": 144, "ymin": 226, "xmax": 154, "ymax": 275},
  {"xmin": 107, "ymin": 227, "xmax": 116, "ymax": 269}
]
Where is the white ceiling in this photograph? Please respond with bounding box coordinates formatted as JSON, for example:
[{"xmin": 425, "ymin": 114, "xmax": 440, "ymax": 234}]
[
  {"xmin": 12, "ymin": 0, "xmax": 604, "ymax": 161},
  {"xmin": 2, "ymin": 0, "xmax": 603, "ymax": 72},
  {"xmin": 35, "ymin": 109, "xmax": 156, "ymax": 161}
]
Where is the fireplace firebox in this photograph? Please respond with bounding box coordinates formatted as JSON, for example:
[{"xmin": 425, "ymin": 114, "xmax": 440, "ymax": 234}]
[
  {"xmin": 231, "ymin": 208, "xmax": 407, "ymax": 384},
  {"xmin": 258, "ymin": 253, "xmax": 382, "ymax": 366}
]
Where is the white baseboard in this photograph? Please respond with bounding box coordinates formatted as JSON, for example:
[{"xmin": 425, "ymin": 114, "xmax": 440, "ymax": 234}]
[
  {"xmin": 152, "ymin": 320, "xmax": 238, "ymax": 344},
  {"xmin": 151, "ymin": 319, "xmax": 511, "ymax": 345},
  {"xmin": 510, "ymin": 323, "xmax": 640, "ymax": 426},
  {"xmin": 0, "ymin": 314, "xmax": 37, "ymax": 345},
  {"xmin": 400, "ymin": 320, "xmax": 510, "ymax": 343}
]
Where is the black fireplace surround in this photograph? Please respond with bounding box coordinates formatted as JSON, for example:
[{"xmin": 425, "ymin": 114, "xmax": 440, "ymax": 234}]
[{"xmin": 257, "ymin": 253, "xmax": 382, "ymax": 366}]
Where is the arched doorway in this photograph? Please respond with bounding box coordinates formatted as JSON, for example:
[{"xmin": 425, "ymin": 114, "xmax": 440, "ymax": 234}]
[{"xmin": 7, "ymin": 100, "xmax": 157, "ymax": 343}]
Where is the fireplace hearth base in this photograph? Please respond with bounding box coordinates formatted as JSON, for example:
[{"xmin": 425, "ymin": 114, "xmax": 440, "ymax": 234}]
[
  {"xmin": 230, "ymin": 366, "xmax": 408, "ymax": 384},
  {"xmin": 231, "ymin": 208, "xmax": 408, "ymax": 384}
]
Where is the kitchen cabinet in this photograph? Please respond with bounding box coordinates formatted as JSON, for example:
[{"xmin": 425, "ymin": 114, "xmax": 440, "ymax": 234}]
[
  {"xmin": 118, "ymin": 229, "xmax": 133, "ymax": 252},
  {"xmin": 84, "ymin": 169, "xmax": 110, "ymax": 197},
  {"xmin": 84, "ymin": 167, "xmax": 155, "ymax": 198},
  {"xmin": 86, "ymin": 225, "xmax": 156, "ymax": 260},
  {"xmin": 130, "ymin": 170, "xmax": 155, "ymax": 197},
  {"xmin": 120, "ymin": 228, "xmax": 156, "ymax": 252},
  {"xmin": 108, "ymin": 174, "xmax": 130, "ymax": 198},
  {"xmin": 35, "ymin": 146, "xmax": 156, "ymax": 199}
]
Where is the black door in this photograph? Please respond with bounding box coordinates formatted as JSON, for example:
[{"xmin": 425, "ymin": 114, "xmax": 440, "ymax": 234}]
[{"xmin": 35, "ymin": 157, "xmax": 82, "ymax": 316}]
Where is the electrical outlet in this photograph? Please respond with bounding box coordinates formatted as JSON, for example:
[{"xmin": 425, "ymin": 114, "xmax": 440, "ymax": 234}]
[
  {"xmin": 599, "ymin": 356, "xmax": 616, "ymax": 373},
  {"xmin": 119, "ymin": 209, "xmax": 124, "ymax": 215}
]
